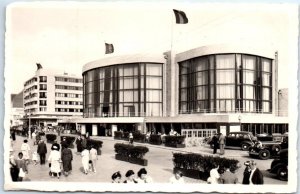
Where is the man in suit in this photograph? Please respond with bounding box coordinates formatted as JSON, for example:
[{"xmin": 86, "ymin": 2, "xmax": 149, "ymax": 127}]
[
  {"xmin": 212, "ymin": 133, "xmax": 219, "ymax": 154},
  {"xmin": 37, "ymin": 140, "xmax": 47, "ymax": 165},
  {"xmin": 220, "ymin": 164, "xmax": 238, "ymax": 184},
  {"xmin": 249, "ymin": 160, "xmax": 264, "ymax": 184}
]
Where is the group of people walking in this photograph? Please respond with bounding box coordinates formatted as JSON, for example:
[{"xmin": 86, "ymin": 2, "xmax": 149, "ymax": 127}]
[
  {"xmin": 207, "ymin": 160, "xmax": 264, "ymax": 184},
  {"xmin": 211, "ymin": 133, "xmax": 226, "ymax": 155}
]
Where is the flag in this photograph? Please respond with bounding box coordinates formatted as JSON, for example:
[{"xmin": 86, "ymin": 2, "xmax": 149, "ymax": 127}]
[
  {"xmin": 173, "ymin": 9, "xmax": 188, "ymax": 24},
  {"xmin": 105, "ymin": 43, "xmax": 114, "ymax": 54},
  {"xmin": 36, "ymin": 63, "xmax": 43, "ymax": 70}
]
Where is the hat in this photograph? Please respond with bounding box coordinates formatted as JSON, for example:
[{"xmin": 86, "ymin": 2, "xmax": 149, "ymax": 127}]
[
  {"xmin": 125, "ymin": 170, "xmax": 135, "ymax": 177},
  {"xmin": 244, "ymin": 161, "xmax": 250, "ymax": 166}
]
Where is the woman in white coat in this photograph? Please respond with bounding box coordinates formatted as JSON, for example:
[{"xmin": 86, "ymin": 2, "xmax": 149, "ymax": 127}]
[
  {"xmin": 48, "ymin": 145, "xmax": 61, "ymax": 179},
  {"xmin": 81, "ymin": 147, "xmax": 90, "ymax": 174}
]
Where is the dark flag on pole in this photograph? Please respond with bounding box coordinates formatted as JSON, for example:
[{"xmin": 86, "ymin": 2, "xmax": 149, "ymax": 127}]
[
  {"xmin": 36, "ymin": 63, "xmax": 43, "ymax": 70},
  {"xmin": 173, "ymin": 9, "xmax": 188, "ymax": 24},
  {"xmin": 105, "ymin": 43, "xmax": 114, "ymax": 54}
]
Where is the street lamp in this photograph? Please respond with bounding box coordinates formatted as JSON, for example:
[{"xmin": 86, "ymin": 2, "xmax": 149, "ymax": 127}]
[{"xmin": 238, "ymin": 115, "xmax": 242, "ymax": 131}]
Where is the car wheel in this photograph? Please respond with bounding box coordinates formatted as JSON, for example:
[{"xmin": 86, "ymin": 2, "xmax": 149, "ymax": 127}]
[
  {"xmin": 241, "ymin": 143, "xmax": 249, "ymax": 151},
  {"xmin": 272, "ymin": 145, "xmax": 281, "ymax": 153},
  {"xmin": 277, "ymin": 167, "xmax": 288, "ymax": 181},
  {"xmin": 258, "ymin": 149, "xmax": 271, "ymax": 160}
]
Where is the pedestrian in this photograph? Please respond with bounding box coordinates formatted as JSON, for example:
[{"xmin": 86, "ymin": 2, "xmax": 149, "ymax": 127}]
[
  {"xmin": 21, "ymin": 139, "xmax": 31, "ymax": 165},
  {"xmin": 48, "ymin": 145, "xmax": 61, "ymax": 179},
  {"xmin": 219, "ymin": 163, "xmax": 238, "ymax": 184},
  {"xmin": 37, "ymin": 140, "xmax": 47, "ymax": 165},
  {"xmin": 242, "ymin": 161, "xmax": 251, "ymax": 184},
  {"xmin": 32, "ymin": 131, "xmax": 37, "ymax": 145},
  {"xmin": 15, "ymin": 152, "xmax": 27, "ymax": 181},
  {"xmin": 81, "ymin": 136, "xmax": 87, "ymax": 150},
  {"xmin": 111, "ymin": 171, "xmax": 122, "ymax": 183},
  {"xmin": 169, "ymin": 170, "xmax": 184, "ymax": 184},
  {"xmin": 211, "ymin": 133, "xmax": 219, "ymax": 154},
  {"xmin": 136, "ymin": 168, "xmax": 153, "ymax": 183},
  {"xmin": 249, "ymin": 160, "xmax": 264, "ymax": 184},
  {"xmin": 219, "ymin": 133, "xmax": 226, "ymax": 155},
  {"xmin": 123, "ymin": 170, "xmax": 137, "ymax": 183},
  {"xmin": 207, "ymin": 163, "xmax": 220, "ymax": 184},
  {"xmin": 11, "ymin": 129, "xmax": 16, "ymax": 141},
  {"xmin": 61, "ymin": 143, "xmax": 73, "ymax": 176},
  {"xmin": 75, "ymin": 134, "xmax": 83, "ymax": 153},
  {"xmin": 60, "ymin": 137, "xmax": 68, "ymax": 151},
  {"xmin": 129, "ymin": 132, "xmax": 133, "ymax": 144},
  {"xmin": 89, "ymin": 145, "xmax": 98, "ymax": 173},
  {"xmin": 81, "ymin": 147, "xmax": 90, "ymax": 174},
  {"xmin": 9, "ymin": 150, "xmax": 19, "ymax": 182},
  {"xmin": 32, "ymin": 151, "xmax": 38, "ymax": 165}
]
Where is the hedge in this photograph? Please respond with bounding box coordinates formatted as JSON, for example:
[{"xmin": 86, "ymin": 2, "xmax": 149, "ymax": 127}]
[
  {"xmin": 149, "ymin": 134, "xmax": 162, "ymax": 145},
  {"xmin": 114, "ymin": 143, "xmax": 149, "ymax": 159},
  {"xmin": 114, "ymin": 131, "xmax": 123, "ymax": 139},
  {"xmin": 87, "ymin": 139, "xmax": 103, "ymax": 150},
  {"xmin": 133, "ymin": 132, "xmax": 146, "ymax": 142},
  {"xmin": 46, "ymin": 134, "xmax": 57, "ymax": 142},
  {"xmin": 123, "ymin": 132, "xmax": 129, "ymax": 139},
  {"xmin": 165, "ymin": 136, "xmax": 186, "ymax": 146},
  {"xmin": 173, "ymin": 152, "xmax": 239, "ymax": 173}
]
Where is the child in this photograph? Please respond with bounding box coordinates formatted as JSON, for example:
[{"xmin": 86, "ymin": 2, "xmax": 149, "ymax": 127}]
[{"xmin": 32, "ymin": 151, "xmax": 38, "ymax": 165}]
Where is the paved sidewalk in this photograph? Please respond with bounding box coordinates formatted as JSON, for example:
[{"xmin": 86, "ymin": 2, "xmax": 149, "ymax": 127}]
[{"xmin": 9, "ymin": 134, "xmax": 286, "ymax": 184}]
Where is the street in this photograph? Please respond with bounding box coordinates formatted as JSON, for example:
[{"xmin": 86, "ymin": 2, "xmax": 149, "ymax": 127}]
[{"xmin": 10, "ymin": 134, "xmax": 287, "ymax": 184}]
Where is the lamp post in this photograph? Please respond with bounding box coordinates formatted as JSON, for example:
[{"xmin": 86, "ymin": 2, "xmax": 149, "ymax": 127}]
[{"xmin": 238, "ymin": 115, "xmax": 242, "ymax": 131}]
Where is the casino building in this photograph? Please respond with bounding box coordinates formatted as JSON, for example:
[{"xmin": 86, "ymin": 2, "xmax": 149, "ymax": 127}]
[{"xmin": 71, "ymin": 44, "xmax": 288, "ymax": 138}]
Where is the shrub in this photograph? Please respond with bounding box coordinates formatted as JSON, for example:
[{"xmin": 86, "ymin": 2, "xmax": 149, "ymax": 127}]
[
  {"xmin": 173, "ymin": 153, "xmax": 239, "ymax": 173},
  {"xmin": 114, "ymin": 131, "xmax": 123, "ymax": 139},
  {"xmin": 46, "ymin": 134, "xmax": 57, "ymax": 142},
  {"xmin": 123, "ymin": 132, "xmax": 129, "ymax": 139},
  {"xmin": 165, "ymin": 136, "xmax": 186, "ymax": 146},
  {"xmin": 39, "ymin": 131, "xmax": 45, "ymax": 136},
  {"xmin": 114, "ymin": 143, "xmax": 149, "ymax": 159},
  {"xmin": 87, "ymin": 139, "xmax": 103, "ymax": 150},
  {"xmin": 133, "ymin": 132, "xmax": 146, "ymax": 142},
  {"xmin": 149, "ymin": 134, "xmax": 162, "ymax": 145}
]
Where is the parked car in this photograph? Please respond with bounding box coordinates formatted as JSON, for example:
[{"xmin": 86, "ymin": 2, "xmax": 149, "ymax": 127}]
[
  {"xmin": 248, "ymin": 138, "xmax": 288, "ymax": 160},
  {"xmin": 208, "ymin": 131, "xmax": 255, "ymax": 151},
  {"xmin": 268, "ymin": 149, "xmax": 288, "ymax": 181}
]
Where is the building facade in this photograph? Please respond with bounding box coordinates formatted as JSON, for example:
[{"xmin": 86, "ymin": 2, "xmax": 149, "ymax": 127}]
[
  {"xmin": 23, "ymin": 65, "xmax": 83, "ymax": 128},
  {"xmin": 11, "ymin": 91, "xmax": 24, "ymax": 127},
  {"xmin": 75, "ymin": 44, "xmax": 288, "ymax": 137}
]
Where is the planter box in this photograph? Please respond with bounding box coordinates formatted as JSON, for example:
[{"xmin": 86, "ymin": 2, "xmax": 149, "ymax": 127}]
[
  {"xmin": 134, "ymin": 139, "xmax": 146, "ymax": 143},
  {"xmin": 149, "ymin": 142, "xmax": 162, "ymax": 145},
  {"xmin": 174, "ymin": 167, "xmax": 209, "ymax": 181},
  {"xmin": 165, "ymin": 143, "xmax": 186, "ymax": 148},
  {"xmin": 47, "ymin": 140, "xmax": 55, "ymax": 144},
  {"xmin": 114, "ymin": 137, "xmax": 122, "ymax": 140},
  {"xmin": 115, "ymin": 154, "xmax": 147, "ymax": 166}
]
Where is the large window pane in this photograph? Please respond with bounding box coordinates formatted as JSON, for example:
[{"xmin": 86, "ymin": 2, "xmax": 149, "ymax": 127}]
[
  {"xmin": 146, "ymin": 77, "xmax": 162, "ymax": 89},
  {"xmin": 216, "ymin": 54, "xmax": 235, "ymax": 69},
  {"xmin": 196, "ymin": 71, "xmax": 208, "ymax": 85},
  {"xmin": 243, "ymin": 55, "xmax": 256, "ymax": 70},
  {"xmin": 262, "ymin": 73, "xmax": 271, "ymax": 86},
  {"xmin": 216, "ymin": 70, "xmax": 235, "ymax": 84},
  {"xmin": 146, "ymin": 90, "xmax": 162, "ymax": 102},
  {"xmin": 217, "ymin": 85, "xmax": 234, "ymax": 98},
  {"xmin": 243, "ymin": 70, "xmax": 255, "ymax": 84},
  {"xmin": 243, "ymin": 85, "xmax": 255, "ymax": 99},
  {"xmin": 146, "ymin": 64, "xmax": 162, "ymax": 76}
]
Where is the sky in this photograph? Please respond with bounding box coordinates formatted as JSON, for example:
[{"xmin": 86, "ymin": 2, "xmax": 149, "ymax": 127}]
[{"xmin": 5, "ymin": 2, "xmax": 298, "ymax": 94}]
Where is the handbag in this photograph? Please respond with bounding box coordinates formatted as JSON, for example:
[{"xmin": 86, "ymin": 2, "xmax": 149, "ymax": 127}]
[{"xmin": 19, "ymin": 168, "xmax": 26, "ymax": 178}]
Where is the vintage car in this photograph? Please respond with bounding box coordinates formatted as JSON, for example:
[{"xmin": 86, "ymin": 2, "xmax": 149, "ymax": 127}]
[
  {"xmin": 248, "ymin": 137, "xmax": 288, "ymax": 160},
  {"xmin": 209, "ymin": 131, "xmax": 255, "ymax": 151},
  {"xmin": 268, "ymin": 149, "xmax": 288, "ymax": 181}
]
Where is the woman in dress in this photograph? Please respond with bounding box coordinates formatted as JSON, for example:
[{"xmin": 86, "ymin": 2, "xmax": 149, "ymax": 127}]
[
  {"xmin": 15, "ymin": 152, "xmax": 27, "ymax": 181},
  {"xmin": 123, "ymin": 170, "xmax": 137, "ymax": 183},
  {"xmin": 136, "ymin": 168, "xmax": 153, "ymax": 183},
  {"xmin": 20, "ymin": 139, "xmax": 30, "ymax": 165},
  {"xmin": 48, "ymin": 145, "xmax": 61, "ymax": 179},
  {"xmin": 61, "ymin": 144, "xmax": 73, "ymax": 176},
  {"xmin": 207, "ymin": 163, "xmax": 220, "ymax": 184},
  {"xmin": 89, "ymin": 145, "xmax": 98, "ymax": 173},
  {"xmin": 81, "ymin": 147, "xmax": 90, "ymax": 174}
]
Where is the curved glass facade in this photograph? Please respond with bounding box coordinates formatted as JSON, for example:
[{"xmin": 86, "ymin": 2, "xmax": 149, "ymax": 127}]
[
  {"xmin": 83, "ymin": 63, "xmax": 163, "ymax": 117},
  {"xmin": 179, "ymin": 54, "xmax": 272, "ymax": 113}
]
